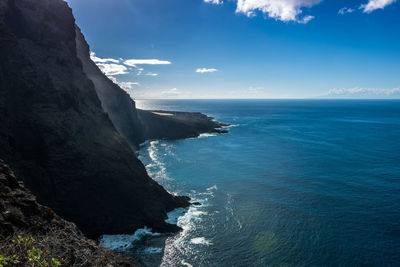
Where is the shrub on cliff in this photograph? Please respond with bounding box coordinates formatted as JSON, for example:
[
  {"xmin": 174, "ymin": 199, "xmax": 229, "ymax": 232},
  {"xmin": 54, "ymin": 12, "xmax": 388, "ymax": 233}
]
[{"xmin": 0, "ymin": 234, "xmax": 62, "ymax": 266}]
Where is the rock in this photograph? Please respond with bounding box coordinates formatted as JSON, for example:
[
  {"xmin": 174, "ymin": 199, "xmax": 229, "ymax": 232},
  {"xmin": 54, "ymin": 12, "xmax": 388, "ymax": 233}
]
[
  {"xmin": 137, "ymin": 110, "xmax": 228, "ymax": 140},
  {"xmin": 0, "ymin": 160, "xmax": 137, "ymax": 266}
]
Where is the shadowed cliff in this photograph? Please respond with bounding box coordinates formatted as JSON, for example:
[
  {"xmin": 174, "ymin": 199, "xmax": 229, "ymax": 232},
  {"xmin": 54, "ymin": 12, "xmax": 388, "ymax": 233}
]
[
  {"xmin": 0, "ymin": 0, "xmax": 193, "ymax": 239},
  {"xmin": 75, "ymin": 25, "xmax": 145, "ymax": 150},
  {"xmin": 0, "ymin": 160, "xmax": 137, "ymax": 266}
]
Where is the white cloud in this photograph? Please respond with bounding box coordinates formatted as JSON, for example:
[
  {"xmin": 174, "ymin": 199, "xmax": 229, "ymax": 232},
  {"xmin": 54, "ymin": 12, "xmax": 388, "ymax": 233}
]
[
  {"xmin": 145, "ymin": 72, "xmax": 159, "ymax": 76},
  {"xmin": 360, "ymin": 0, "xmax": 397, "ymax": 13},
  {"xmin": 327, "ymin": 87, "xmax": 400, "ymax": 97},
  {"xmin": 133, "ymin": 68, "xmax": 158, "ymax": 77},
  {"xmin": 96, "ymin": 63, "xmax": 128, "ymax": 76},
  {"xmin": 204, "ymin": 0, "xmax": 223, "ymax": 4},
  {"xmin": 299, "ymin": 15, "xmax": 314, "ymax": 24},
  {"xmin": 135, "ymin": 67, "xmax": 144, "ymax": 75},
  {"xmin": 124, "ymin": 59, "xmax": 171, "ymax": 67},
  {"xmin": 118, "ymin": 82, "xmax": 140, "ymax": 91},
  {"xmin": 338, "ymin": 7, "xmax": 354, "ymax": 15},
  {"xmin": 90, "ymin": 52, "xmax": 129, "ymax": 77},
  {"xmin": 92, "ymin": 53, "xmax": 169, "ymax": 77},
  {"xmin": 196, "ymin": 68, "xmax": 218, "ymax": 73},
  {"xmin": 235, "ymin": 0, "xmax": 321, "ymax": 23},
  {"xmin": 90, "ymin": 52, "xmax": 120, "ymax": 63}
]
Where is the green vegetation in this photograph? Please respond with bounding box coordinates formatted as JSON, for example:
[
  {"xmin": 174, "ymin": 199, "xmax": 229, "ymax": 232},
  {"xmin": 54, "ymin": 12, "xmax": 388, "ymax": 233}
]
[{"xmin": 0, "ymin": 235, "xmax": 62, "ymax": 267}]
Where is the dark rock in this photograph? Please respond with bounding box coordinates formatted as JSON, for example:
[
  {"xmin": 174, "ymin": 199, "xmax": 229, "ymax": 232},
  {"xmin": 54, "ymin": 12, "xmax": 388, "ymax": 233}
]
[
  {"xmin": 75, "ymin": 25, "xmax": 144, "ymax": 150},
  {"xmin": 0, "ymin": 160, "xmax": 137, "ymax": 266},
  {"xmin": 137, "ymin": 110, "xmax": 227, "ymax": 140}
]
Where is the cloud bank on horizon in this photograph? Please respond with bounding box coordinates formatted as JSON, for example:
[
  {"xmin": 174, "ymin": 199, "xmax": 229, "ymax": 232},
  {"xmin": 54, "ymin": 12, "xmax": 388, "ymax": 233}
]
[{"xmin": 327, "ymin": 87, "xmax": 400, "ymax": 98}]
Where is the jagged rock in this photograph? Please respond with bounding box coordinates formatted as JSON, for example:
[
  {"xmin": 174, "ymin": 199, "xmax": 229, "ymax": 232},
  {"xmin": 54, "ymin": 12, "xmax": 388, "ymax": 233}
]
[{"xmin": 0, "ymin": 159, "xmax": 137, "ymax": 266}]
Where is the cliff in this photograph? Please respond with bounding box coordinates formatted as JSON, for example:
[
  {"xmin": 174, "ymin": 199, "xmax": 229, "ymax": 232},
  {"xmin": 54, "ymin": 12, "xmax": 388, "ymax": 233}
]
[
  {"xmin": 0, "ymin": 160, "xmax": 137, "ymax": 266},
  {"xmin": 75, "ymin": 25, "xmax": 144, "ymax": 150},
  {"xmin": 0, "ymin": 0, "xmax": 197, "ymax": 239}
]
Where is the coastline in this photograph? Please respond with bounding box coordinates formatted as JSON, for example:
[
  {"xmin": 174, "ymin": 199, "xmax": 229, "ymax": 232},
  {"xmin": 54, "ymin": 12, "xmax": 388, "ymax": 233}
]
[{"xmin": 99, "ymin": 119, "xmax": 227, "ymax": 263}]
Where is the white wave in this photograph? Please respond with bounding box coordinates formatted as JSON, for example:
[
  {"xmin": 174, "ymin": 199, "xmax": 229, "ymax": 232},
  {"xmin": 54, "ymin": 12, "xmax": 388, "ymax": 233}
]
[
  {"xmin": 207, "ymin": 185, "xmax": 218, "ymax": 191},
  {"xmin": 198, "ymin": 133, "xmax": 217, "ymax": 138},
  {"xmin": 191, "ymin": 237, "xmax": 212, "ymax": 245},
  {"xmin": 222, "ymin": 124, "xmax": 240, "ymax": 129},
  {"xmin": 181, "ymin": 260, "xmax": 193, "ymax": 267},
  {"xmin": 165, "ymin": 208, "xmax": 187, "ymax": 225},
  {"xmin": 161, "ymin": 189, "xmax": 216, "ymax": 266},
  {"xmin": 99, "ymin": 227, "xmax": 160, "ymax": 251},
  {"xmin": 190, "ymin": 210, "xmax": 208, "ymax": 216},
  {"xmin": 148, "ymin": 140, "xmax": 159, "ymax": 161},
  {"xmin": 145, "ymin": 140, "xmax": 173, "ymax": 182}
]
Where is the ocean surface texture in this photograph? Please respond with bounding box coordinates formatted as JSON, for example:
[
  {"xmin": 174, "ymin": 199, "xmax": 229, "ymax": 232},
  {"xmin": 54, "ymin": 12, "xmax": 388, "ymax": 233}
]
[{"xmin": 102, "ymin": 100, "xmax": 400, "ymax": 266}]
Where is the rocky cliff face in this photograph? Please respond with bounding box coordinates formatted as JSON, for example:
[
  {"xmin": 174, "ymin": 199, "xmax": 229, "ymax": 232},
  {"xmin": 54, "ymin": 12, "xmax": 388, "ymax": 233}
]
[
  {"xmin": 0, "ymin": 0, "xmax": 190, "ymax": 239},
  {"xmin": 75, "ymin": 26, "xmax": 145, "ymax": 150},
  {"xmin": 0, "ymin": 160, "xmax": 136, "ymax": 266}
]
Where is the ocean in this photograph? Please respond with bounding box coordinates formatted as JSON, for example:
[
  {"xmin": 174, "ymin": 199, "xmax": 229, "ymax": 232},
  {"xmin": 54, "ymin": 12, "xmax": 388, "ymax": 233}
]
[{"xmin": 101, "ymin": 100, "xmax": 400, "ymax": 266}]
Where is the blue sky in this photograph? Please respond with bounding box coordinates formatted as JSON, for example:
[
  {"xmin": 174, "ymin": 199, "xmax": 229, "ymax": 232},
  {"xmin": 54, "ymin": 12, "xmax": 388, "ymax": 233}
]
[{"xmin": 66, "ymin": 0, "xmax": 400, "ymax": 99}]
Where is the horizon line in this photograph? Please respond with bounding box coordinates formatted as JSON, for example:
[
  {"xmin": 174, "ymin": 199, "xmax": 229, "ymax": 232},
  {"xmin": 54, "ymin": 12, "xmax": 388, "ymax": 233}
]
[{"xmin": 134, "ymin": 98, "xmax": 400, "ymax": 101}]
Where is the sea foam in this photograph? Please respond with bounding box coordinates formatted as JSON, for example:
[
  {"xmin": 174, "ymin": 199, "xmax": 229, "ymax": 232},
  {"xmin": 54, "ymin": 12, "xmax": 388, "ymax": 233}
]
[
  {"xmin": 99, "ymin": 227, "xmax": 160, "ymax": 251},
  {"xmin": 190, "ymin": 237, "xmax": 212, "ymax": 245},
  {"xmin": 198, "ymin": 133, "xmax": 218, "ymax": 138}
]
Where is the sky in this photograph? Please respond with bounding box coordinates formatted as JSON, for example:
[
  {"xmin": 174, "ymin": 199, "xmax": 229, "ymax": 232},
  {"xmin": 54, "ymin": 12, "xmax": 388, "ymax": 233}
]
[{"xmin": 65, "ymin": 0, "xmax": 400, "ymax": 99}]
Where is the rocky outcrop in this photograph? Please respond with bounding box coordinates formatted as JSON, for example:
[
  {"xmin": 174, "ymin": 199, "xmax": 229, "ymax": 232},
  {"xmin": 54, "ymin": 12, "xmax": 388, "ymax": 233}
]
[
  {"xmin": 0, "ymin": 0, "xmax": 190, "ymax": 239},
  {"xmin": 137, "ymin": 110, "xmax": 228, "ymax": 140},
  {"xmin": 0, "ymin": 160, "xmax": 136, "ymax": 266}
]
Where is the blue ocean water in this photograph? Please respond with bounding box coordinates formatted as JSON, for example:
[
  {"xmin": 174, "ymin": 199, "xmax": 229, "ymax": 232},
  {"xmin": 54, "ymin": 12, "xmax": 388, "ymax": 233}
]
[{"xmin": 106, "ymin": 100, "xmax": 400, "ymax": 266}]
